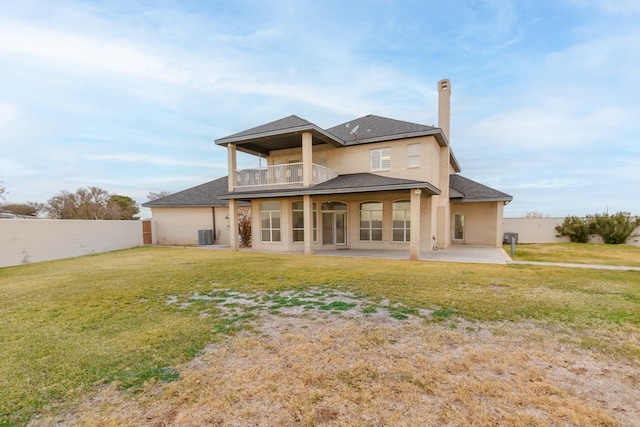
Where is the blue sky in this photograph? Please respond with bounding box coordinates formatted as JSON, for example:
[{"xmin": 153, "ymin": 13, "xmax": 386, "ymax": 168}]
[{"xmin": 1, "ymin": 0, "xmax": 638, "ymax": 218}]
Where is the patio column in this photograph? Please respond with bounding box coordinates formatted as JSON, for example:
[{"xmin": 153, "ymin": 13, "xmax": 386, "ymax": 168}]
[
  {"xmin": 302, "ymin": 132, "xmax": 313, "ymax": 187},
  {"xmin": 229, "ymin": 199, "xmax": 239, "ymax": 251},
  {"xmin": 227, "ymin": 143, "xmax": 237, "ymax": 192},
  {"xmin": 303, "ymin": 194, "xmax": 313, "ymax": 255},
  {"xmin": 410, "ymin": 189, "xmax": 422, "ymax": 261},
  {"xmin": 494, "ymin": 202, "xmax": 505, "ymax": 248}
]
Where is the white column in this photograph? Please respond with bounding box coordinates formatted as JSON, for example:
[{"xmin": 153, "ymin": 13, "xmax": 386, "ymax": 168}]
[
  {"xmin": 303, "ymin": 194, "xmax": 313, "ymax": 255},
  {"xmin": 229, "ymin": 199, "xmax": 239, "ymax": 251},
  {"xmin": 410, "ymin": 189, "xmax": 422, "ymax": 261},
  {"xmin": 227, "ymin": 144, "xmax": 237, "ymax": 192},
  {"xmin": 495, "ymin": 202, "xmax": 505, "ymax": 248},
  {"xmin": 302, "ymin": 132, "xmax": 313, "ymax": 187}
]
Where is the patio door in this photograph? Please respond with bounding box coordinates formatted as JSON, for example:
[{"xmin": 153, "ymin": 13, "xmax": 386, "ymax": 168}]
[
  {"xmin": 453, "ymin": 214, "xmax": 465, "ymax": 241},
  {"xmin": 322, "ymin": 202, "xmax": 347, "ymax": 246}
]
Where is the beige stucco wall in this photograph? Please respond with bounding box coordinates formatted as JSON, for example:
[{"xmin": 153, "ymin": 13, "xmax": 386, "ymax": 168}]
[
  {"xmin": 269, "ymin": 136, "xmax": 445, "ymax": 189},
  {"xmin": 150, "ymin": 207, "xmax": 230, "ymax": 246},
  {"xmin": 0, "ymin": 219, "xmax": 143, "ymax": 268},
  {"xmin": 451, "ymin": 202, "xmax": 504, "ymax": 247},
  {"xmin": 249, "ymin": 192, "xmax": 441, "ymax": 253},
  {"xmin": 502, "ymin": 218, "xmax": 640, "ymax": 246},
  {"xmin": 246, "ymin": 134, "xmax": 457, "ymax": 251}
]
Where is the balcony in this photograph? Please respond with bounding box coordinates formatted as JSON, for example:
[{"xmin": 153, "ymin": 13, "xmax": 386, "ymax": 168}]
[{"xmin": 233, "ymin": 162, "xmax": 338, "ymax": 190}]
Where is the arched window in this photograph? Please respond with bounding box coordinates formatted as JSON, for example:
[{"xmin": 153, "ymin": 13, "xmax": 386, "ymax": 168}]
[
  {"xmin": 360, "ymin": 202, "xmax": 383, "ymax": 241},
  {"xmin": 392, "ymin": 200, "xmax": 410, "ymax": 242}
]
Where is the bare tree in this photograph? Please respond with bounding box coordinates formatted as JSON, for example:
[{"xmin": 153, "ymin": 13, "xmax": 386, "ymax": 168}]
[
  {"xmin": 146, "ymin": 191, "xmax": 172, "ymax": 201},
  {"xmin": 0, "ymin": 202, "xmax": 46, "ymax": 217},
  {"xmin": 0, "ymin": 180, "xmax": 6, "ymax": 202},
  {"xmin": 522, "ymin": 211, "xmax": 548, "ymax": 218},
  {"xmin": 47, "ymin": 186, "xmax": 137, "ymax": 220},
  {"xmin": 47, "ymin": 190, "xmax": 80, "ymax": 219}
]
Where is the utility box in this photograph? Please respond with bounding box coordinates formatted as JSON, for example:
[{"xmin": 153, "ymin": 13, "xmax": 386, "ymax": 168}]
[
  {"xmin": 198, "ymin": 229, "xmax": 214, "ymax": 245},
  {"xmin": 503, "ymin": 232, "xmax": 518, "ymax": 244}
]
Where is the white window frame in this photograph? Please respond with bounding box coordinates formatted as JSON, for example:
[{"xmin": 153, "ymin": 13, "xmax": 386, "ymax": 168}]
[
  {"xmin": 360, "ymin": 201, "xmax": 383, "ymax": 242},
  {"xmin": 370, "ymin": 147, "xmax": 391, "ymax": 171},
  {"xmin": 392, "ymin": 200, "xmax": 411, "ymax": 242},
  {"xmin": 260, "ymin": 201, "xmax": 281, "ymax": 242},
  {"xmin": 291, "ymin": 201, "xmax": 317, "ymax": 243},
  {"xmin": 407, "ymin": 143, "xmax": 420, "ymax": 168}
]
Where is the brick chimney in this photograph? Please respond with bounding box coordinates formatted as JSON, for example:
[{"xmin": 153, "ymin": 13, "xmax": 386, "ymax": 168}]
[{"xmin": 438, "ymin": 79, "xmax": 451, "ymax": 141}]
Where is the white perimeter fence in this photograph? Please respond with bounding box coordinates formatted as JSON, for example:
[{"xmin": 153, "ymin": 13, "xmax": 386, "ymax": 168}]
[
  {"xmin": 502, "ymin": 217, "xmax": 640, "ymax": 246},
  {"xmin": 0, "ymin": 219, "xmax": 145, "ymax": 268},
  {"xmin": 1, "ymin": 217, "xmax": 638, "ymax": 268}
]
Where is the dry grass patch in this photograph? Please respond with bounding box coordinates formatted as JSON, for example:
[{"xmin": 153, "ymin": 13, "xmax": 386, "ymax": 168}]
[
  {"xmin": 508, "ymin": 243, "xmax": 640, "ymax": 267},
  {"xmin": 3, "ymin": 247, "xmax": 639, "ymax": 426},
  {"xmin": 32, "ymin": 289, "xmax": 639, "ymax": 427}
]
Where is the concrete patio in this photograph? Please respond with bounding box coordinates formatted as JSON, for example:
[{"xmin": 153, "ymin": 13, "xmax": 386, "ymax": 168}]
[
  {"xmin": 201, "ymin": 243, "xmax": 509, "ymax": 263},
  {"xmin": 314, "ymin": 245, "xmax": 510, "ymax": 264},
  {"xmin": 193, "ymin": 244, "xmax": 640, "ymax": 270}
]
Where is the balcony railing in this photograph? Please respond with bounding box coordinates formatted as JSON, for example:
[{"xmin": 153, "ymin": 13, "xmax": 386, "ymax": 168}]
[{"xmin": 234, "ymin": 162, "xmax": 338, "ymax": 190}]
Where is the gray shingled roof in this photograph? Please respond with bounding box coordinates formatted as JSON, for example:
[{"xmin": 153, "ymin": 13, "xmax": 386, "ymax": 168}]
[
  {"xmin": 142, "ymin": 173, "xmax": 511, "ymax": 206},
  {"xmin": 449, "ymin": 174, "xmax": 512, "ymax": 202},
  {"xmin": 312, "ymin": 173, "xmax": 436, "ymax": 192},
  {"xmin": 217, "ymin": 115, "xmax": 315, "ymax": 141},
  {"xmin": 326, "ymin": 114, "xmax": 443, "ymax": 145},
  {"xmin": 142, "ymin": 176, "xmax": 233, "ymax": 207},
  {"xmin": 214, "ymin": 115, "xmax": 344, "ymax": 156},
  {"xmin": 216, "ymin": 114, "xmax": 461, "ymax": 171}
]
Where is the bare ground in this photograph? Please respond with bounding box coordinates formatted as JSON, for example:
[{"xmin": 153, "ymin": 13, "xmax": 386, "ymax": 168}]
[{"xmin": 30, "ymin": 288, "xmax": 640, "ymax": 427}]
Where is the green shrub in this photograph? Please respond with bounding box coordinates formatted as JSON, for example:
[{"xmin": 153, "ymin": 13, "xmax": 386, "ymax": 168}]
[
  {"xmin": 589, "ymin": 212, "xmax": 640, "ymax": 244},
  {"xmin": 555, "ymin": 216, "xmax": 591, "ymax": 243},
  {"xmin": 556, "ymin": 212, "xmax": 640, "ymax": 244}
]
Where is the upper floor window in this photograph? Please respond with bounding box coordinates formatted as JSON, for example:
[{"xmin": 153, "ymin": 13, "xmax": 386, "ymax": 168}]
[
  {"xmin": 407, "ymin": 143, "xmax": 420, "ymax": 168},
  {"xmin": 360, "ymin": 202, "xmax": 383, "ymax": 241},
  {"xmin": 370, "ymin": 147, "xmax": 391, "ymax": 171},
  {"xmin": 260, "ymin": 201, "xmax": 281, "ymax": 242}
]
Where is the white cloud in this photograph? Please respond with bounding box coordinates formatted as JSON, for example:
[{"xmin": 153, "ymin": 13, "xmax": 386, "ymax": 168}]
[
  {"xmin": 0, "ymin": 23, "xmax": 190, "ymax": 83},
  {"xmin": 453, "ymin": 0, "xmax": 523, "ymax": 54},
  {"xmin": 463, "ymin": 102, "xmax": 630, "ymax": 151},
  {"xmin": 570, "ymin": 0, "xmax": 640, "ymax": 15},
  {"xmin": 0, "ymin": 159, "xmax": 38, "ymax": 177},
  {"xmin": 0, "ymin": 104, "xmax": 21, "ymax": 127},
  {"xmin": 85, "ymin": 154, "xmax": 225, "ymax": 169},
  {"xmin": 0, "ymin": 0, "xmax": 638, "ymax": 217},
  {"xmin": 510, "ymin": 178, "xmax": 588, "ymax": 190}
]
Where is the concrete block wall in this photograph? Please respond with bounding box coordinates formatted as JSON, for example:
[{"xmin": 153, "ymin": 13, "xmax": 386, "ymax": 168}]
[
  {"xmin": 0, "ymin": 219, "xmax": 144, "ymax": 268},
  {"xmin": 502, "ymin": 218, "xmax": 640, "ymax": 246}
]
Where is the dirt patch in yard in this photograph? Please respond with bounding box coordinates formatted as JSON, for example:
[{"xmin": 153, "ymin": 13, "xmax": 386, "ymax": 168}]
[{"xmin": 31, "ymin": 288, "xmax": 640, "ymax": 426}]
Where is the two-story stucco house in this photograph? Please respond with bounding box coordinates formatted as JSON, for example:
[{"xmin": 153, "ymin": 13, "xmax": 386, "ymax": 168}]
[{"xmin": 212, "ymin": 80, "xmax": 512, "ymax": 260}]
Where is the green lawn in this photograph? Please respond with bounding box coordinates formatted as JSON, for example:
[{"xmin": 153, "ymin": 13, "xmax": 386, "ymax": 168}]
[
  {"xmin": 507, "ymin": 242, "xmax": 640, "ymax": 267},
  {"xmin": 1, "ymin": 246, "xmax": 639, "ymax": 426}
]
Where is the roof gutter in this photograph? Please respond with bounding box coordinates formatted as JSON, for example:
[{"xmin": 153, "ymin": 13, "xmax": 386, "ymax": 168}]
[
  {"xmin": 340, "ymin": 128, "xmax": 449, "ymax": 147},
  {"xmin": 451, "ymin": 197, "xmax": 514, "ymax": 203},
  {"xmin": 220, "ymin": 183, "xmax": 441, "ymax": 200},
  {"xmin": 215, "ymin": 125, "xmax": 344, "ymax": 147}
]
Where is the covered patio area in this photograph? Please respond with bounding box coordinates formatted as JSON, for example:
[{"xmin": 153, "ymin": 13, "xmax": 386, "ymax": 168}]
[
  {"xmin": 201, "ymin": 244, "xmax": 509, "ymax": 264},
  {"xmin": 313, "ymin": 245, "xmax": 509, "ymax": 264}
]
